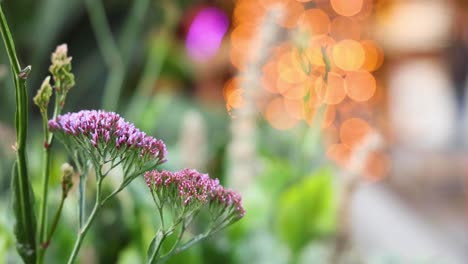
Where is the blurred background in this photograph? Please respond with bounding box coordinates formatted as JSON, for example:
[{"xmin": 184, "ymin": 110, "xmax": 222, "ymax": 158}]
[{"xmin": 0, "ymin": 0, "xmax": 467, "ymax": 263}]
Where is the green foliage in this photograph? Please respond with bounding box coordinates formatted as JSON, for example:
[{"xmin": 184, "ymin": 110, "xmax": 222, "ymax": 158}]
[
  {"xmin": 276, "ymin": 168, "xmax": 336, "ymax": 254},
  {"xmin": 10, "ymin": 161, "xmax": 36, "ymax": 263}
]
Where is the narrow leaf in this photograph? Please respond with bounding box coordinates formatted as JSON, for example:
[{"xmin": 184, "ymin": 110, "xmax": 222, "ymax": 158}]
[
  {"xmin": 11, "ymin": 161, "xmax": 36, "ymax": 263},
  {"xmin": 146, "ymin": 230, "xmax": 165, "ymax": 264}
]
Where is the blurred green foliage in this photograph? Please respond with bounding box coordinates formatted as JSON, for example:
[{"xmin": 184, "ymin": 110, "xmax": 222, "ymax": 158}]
[{"xmin": 276, "ymin": 168, "xmax": 336, "ymax": 254}]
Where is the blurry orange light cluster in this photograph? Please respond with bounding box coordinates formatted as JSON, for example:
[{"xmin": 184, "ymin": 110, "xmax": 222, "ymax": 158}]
[{"xmin": 225, "ymin": 0, "xmax": 388, "ymax": 179}]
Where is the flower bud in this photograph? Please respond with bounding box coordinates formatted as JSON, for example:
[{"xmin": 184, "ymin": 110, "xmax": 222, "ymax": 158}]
[
  {"xmin": 33, "ymin": 76, "xmax": 52, "ymax": 113},
  {"xmin": 49, "ymin": 44, "xmax": 75, "ymax": 96},
  {"xmin": 61, "ymin": 163, "xmax": 74, "ymax": 197}
]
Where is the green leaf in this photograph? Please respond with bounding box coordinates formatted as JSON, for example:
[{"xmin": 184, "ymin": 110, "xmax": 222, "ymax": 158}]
[
  {"xmin": 0, "ymin": 5, "xmax": 37, "ymax": 263},
  {"xmin": 11, "ymin": 161, "xmax": 37, "ymax": 263},
  {"xmin": 146, "ymin": 230, "xmax": 164, "ymax": 264},
  {"xmin": 276, "ymin": 168, "xmax": 337, "ymax": 254}
]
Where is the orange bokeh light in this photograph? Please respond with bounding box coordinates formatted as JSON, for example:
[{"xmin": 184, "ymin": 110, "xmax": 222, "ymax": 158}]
[
  {"xmin": 315, "ymin": 72, "xmax": 347, "ymax": 105},
  {"xmin": 297, "ymin": 9, "xmax": 330, "ymax": 36},
  {"xmin": 276, "ymin": 1, "xmax": 305, "ymax": 28},
  {"xmin": 332, "ymin": 39, "xmax": 365, "ymax": 71},
  {"xmin": 265, "ymin": 97, "xmax": 298, "ymax": 130},
  {"xmin": 258, "ymin": 0, "xmax": 288, "ymax": 9},
  {"xmin": 326, "ymin": 143, "xmax": 351, "ymax": 167},
  {"xmin": 230, "ymin": 23, "xmax": 259, "ymax": 51},
  {"xmin": 278, "ymin": 50, "xmax": 308, "ymax": 84},
  {"xmin": 229, "ymin": 46, "xmax": 249, "ymax": 70},
  {"xmin": 308, "ymin": 78, "xmax": 325, "ymax": 107},
  {"xmin": 330, "ymin": 0, "xmax": 364, "ymax": 17},
  {"xmin": 345, "ymin": 70, "xmax": 376, "ymax": 102},
  {"xmin": 261, "ymin": 61, "xmax": 280, "ymax": 93},
  {"xmin": 364, "ymin": 151, "xmax": 390, "ymax": 181},
  {"xmin": 284, "ymin": 98, "xmax": 305, "ymax": 120},
  {"xmin": 360, "ymin": 40, "xmax": 384, "ymax": 72},
  {"xmin": 233, "ymin": 0, "xmax": 265, "ymax": 26},
  {"xmin": 223, "ymin": 77, "xmax": 239, "ymax": 100},
  {"xmin": 279, "ymin": 78, "xmax": 311, "ymax": 99},
  {"xmin": 306, "ymin": 105, "xmax": 336, "ymax": 128},
  {"xmin": 330, "ymin": 16, "xmax": 361, "ymax": 41},
  {"xmin": 339, "ymin": 117, "xmax": 372, "ymax": 148}
]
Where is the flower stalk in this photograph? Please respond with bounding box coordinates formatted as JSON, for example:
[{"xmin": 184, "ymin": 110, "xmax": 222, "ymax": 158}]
[
  {"xmin": 144, "ymin": 169, "xmax": 245, "ymax": 264},
  {"xmin": 48, "ymin": 109, "xmax": 167, "ymax": 263},
  {"xmin": 0, "ymin": 5, "xmax": 37, "ymax": 263},
  {"xmin": 36, "ymin": 44, "xmax": 75, "ymax": 264}
]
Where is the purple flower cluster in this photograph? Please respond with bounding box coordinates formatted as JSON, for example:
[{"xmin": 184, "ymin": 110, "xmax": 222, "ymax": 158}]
[
  {"xmin": 49, "ymin": 110, "xmax": 167, "ymax": 164},
  {"xmin": 144, "ymin": 169, "xmax": 245, "ymax": 218}
]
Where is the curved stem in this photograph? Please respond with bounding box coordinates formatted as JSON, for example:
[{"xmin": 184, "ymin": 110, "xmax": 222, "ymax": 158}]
[
  {"xmin": 100, "ymin": 185, "xmax": 124, "ymax": 206},
  {"xmin": 42, "ymin": 192, "xmax": 66, "ymax": 250},
  {"xmin": 158, "ymin": 232, "xmax": 210, "ymax": 263},
  {"xmin": 67, "ymin": 177, "xmax": 103, "ymax": 264},
  {"xmin": 158, "ymin": 223, "xmax": 185, "ymax": 262}
]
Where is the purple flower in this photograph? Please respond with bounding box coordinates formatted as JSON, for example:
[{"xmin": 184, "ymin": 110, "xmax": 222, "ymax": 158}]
[
  {"xmin": 49, "ymin": 110, "xmax": 167, "ymax": 167},
  {"xmin": 144, "ymin": 169, "xmax": 245, "ymax": 219}
]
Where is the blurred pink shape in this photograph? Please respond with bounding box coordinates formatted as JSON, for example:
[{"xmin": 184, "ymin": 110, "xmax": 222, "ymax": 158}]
[{"xmin": 186, "ymin": 7, "xmax": 229, "ymax": 62}]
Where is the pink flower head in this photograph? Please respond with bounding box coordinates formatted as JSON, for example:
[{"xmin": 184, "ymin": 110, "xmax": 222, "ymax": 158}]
[
  {"xmin": 144, "ymin": 169, "xmax": 244, "ymax": 219},
  {"xmin": 49, "ymin": 110, "xmax": 167, "ymax": 167},
  {"xmin": 144, "ymin": 169, "xmax": 219, "ymax": 206}
]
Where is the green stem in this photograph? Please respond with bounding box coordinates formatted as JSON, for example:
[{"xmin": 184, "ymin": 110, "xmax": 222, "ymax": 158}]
[
  {"xmin": 85, "ymin": 0, "xmax": 149, "ymax": 111},
  {"xmin": 84, "ymin": 0, "xmax": 123, "ymax": 111},
  {"xmin": 158, "ymin": 232, "xmax": 209, "ymax": 263},
  {"xmin": 37, "ymin": 93, "xmax": 62, "ymax": 264},
  {"xmin": 0, "ymin": 5, "xmax": 37, "ymax": 263},
  {"xmin": 36, "ymin": 113, "xmax": 51, "ymax": 264},
  {"xmin": 78, "ymin": 170, "xmax": 87, "ymax": 229},
  {"xmin": 43, "ymin": 192, "xmax": 66, "ymax": 250},
  {"xmin": 67, "ymin": 177, "xmax": 103, "ymax": 264},
  {"xmin": 321, "ymin": 46, "xmax": 331, "ymax": 82}
]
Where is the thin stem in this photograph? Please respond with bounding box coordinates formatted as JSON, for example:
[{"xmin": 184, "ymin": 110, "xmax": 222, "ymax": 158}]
[
  {"xmin": 0, "ymin": 5, "xmax": 36, "ymax": 263},
  {"xmin": 159, "ymin": 232, "xmax": 209, "ymax": 263},
  {"xmin": 85, "ymin": 0, "xmax": 149, "ymax": 111},
  {"xmin": 78, "ymin": 167, "xmax": 88, "ymax": 229},
  {"xmin": 37, "ymin": 85, "xmax": 63, "ymax": 263},
  {"xmin": 42, "ymin": 193, "xmax": 66, "ymax": 249},
  {"xmin": 84, "ymin": 0, "xmax": 123, "ymax": 111},
  {"xmin": 67, "ymin": 177, "xmax": 103, "ymax": 264},
  {"xmin": 160, "ymin": 206, "xmax": 167, "ymax": 230},
  {"xmin": 100, "ymin": 185, "xmax": 124, "ymax": 206},
  {"xmin": 36, "ymin": 112, "xmax": 51, "ymax": 264},
  {"xmin": 84, "ymin": 0, "xmax": 120, "ymax": 69},
  {"xmin": 321, "ymin": 46, "xmax": 331, "ymax": 82}
]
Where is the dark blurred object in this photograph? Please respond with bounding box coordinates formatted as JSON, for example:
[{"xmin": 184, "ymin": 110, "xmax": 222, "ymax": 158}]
[{"xmin": 448, "ymin": 1, "xmax": 468, "ymax": 136}]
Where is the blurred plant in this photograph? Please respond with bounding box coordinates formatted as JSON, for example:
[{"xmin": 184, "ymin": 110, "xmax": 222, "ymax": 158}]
[
  {"xmin": 178, "ymin": 110, "xmax": 207, "ymax": 171},
  {"xmin": 84, "ymin": 0, "xmax": 150, "ymax": 111},
  {"xmin": 144, "ymin": 169, "xmax": 244, "ymax": 264}
]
